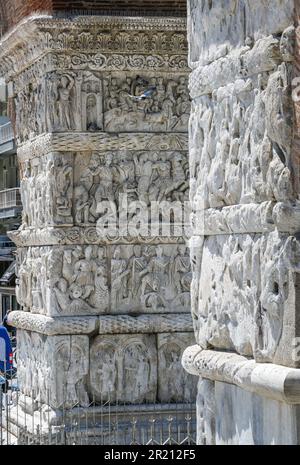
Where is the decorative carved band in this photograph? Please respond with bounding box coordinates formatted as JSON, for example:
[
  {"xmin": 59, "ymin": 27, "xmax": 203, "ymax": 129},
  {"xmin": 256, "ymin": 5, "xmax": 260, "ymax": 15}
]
[
  {"xmin": 9, "ymin": 228, "xmax": 186, "ymax": 247},
  {"xmin": 8, "ymin": 311, "xmax": 193, "ymax": 336},
  {"xmin": 17, "ymin": 133, "xmax": 188, "ymax": 160},
  {"xmin": 0, "ymin": 15, "xmax": 187, "ymax": 80},
  {"xmin": 98, "ymin": 314, "xmax": 193, "ymax": 335}
]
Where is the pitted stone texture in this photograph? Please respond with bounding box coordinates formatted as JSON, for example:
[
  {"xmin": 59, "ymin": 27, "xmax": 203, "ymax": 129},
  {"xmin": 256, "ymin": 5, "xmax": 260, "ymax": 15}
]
[
  {"xmin": 194, "ymin": 231, "xmax": 300, "ymax": 366},
  {"xmin": 190, "ymin": 65, "xmax": 294, "ymax": 212},
  {"xmin": 188, "ymin": 0, "xmax": 295, "ymax": 66}
]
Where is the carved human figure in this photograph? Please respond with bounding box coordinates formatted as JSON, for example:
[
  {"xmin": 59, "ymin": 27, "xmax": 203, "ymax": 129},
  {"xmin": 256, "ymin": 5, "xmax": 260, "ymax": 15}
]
[
  {"xmin": 150, "ymin": 153, "xmax": 172, "ymax": 202},
  {"xmin": 111, "ymin": 248, "xmax": 130, "ymax": 309},
  {"xmin": 123, "ymin": 345, "xmax": 150, "ymax": 400},
  {"xmin": 54, "ymin": 342, "xmax": 89, "ymax": 407},
  {"xmin": 46, "ymin": 73, "xmax": 59, "ymax": 130},
  {"xmin": 20, "ymin": 161, "xmax": 31, "ymax": 226},
  {"xmin": 140, "ymin": 246, "xmax": 169, "ymax": 302},
  {"xmin": 90, "ymin": 248, "xmax": 108, "ymax": 309},
  {"xmin": 106, "ymin": 78, "xmax": 119, "ymax": 110},
  {"xmin": 56, "ymin": 158, "xmax": 73, "ymax": 219},
  {"xmin": 134, "ymin": 153, "xmax": 153, "ymax": 204},
  {"xmin": 74, "ymin": 185, "xmax": 90, "ymax": 224},
  {"xmin": 128, "ymin": 245, "xmax": 147, "ymax": 299},
  {"xmin": 86, "ymin": 94, "xmax": 98, "ymax": 131},
  {"xmin": 94, "ymin": 152, "xmax": 115, "ymax": 203},
  {"xmin": 74, "ymin": 246, "xmax": 95, "ymax": 299},
  {"xmin": 167, "ymin": 348, "xmax": 185, "ymax": 399},
  {"xmin": 57, "ymin": 75, "xmax": 75, "ymax": 130},
  {"xmin": 172, "ymin": 245, "xmax": 190, "ymax": 294},
  {"xmin": 97, "ymin": 351, "xmax": 116, "ymax": 396}
]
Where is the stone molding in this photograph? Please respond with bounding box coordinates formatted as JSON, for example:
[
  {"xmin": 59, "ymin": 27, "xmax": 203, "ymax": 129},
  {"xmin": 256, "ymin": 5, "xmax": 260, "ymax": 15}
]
[
  {"xmin": 182, "ymin": 345, "xmax": 300, "ymax": 404},
  {"xmin": 17, "ymin": 132, "xmax": 188, "ymax": 160},
  {"xmin": 0, "ymin": 14, "xmax": 188, "ymax": 80},
  {"xmin": 191, "ymin": 201, "xmax": 300, "ymax": 236},
  {"xmin": 8, "ymin": 311, "xmax": 193, "ymax": 336},
  {"xmin": 9, "ymin": 227, "xmax": 187, "ymax": 247}
]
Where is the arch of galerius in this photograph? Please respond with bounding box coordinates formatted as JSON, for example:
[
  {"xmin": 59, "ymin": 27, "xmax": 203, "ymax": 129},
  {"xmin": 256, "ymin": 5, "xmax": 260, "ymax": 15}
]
[
  {"xmin": 183, "ymin": 0, "xmax": 300, "ymax": 445},
  {"xmin": 0, "ymin": 6, "xmax": 197, "ymax": 442}
]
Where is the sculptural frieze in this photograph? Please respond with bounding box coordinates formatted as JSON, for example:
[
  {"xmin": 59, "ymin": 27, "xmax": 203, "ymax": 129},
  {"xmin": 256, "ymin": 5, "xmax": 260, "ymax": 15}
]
[
  {"xmin": 89, "ymin": 334, "xmax": 157, "ymax": 403},
  {"xmin": 103, "ymin": 75, "xmax": 190, "ymax": 132},
  {"xmin": 110, "ymin": 244, "xmax": 191, "ymax": 314}
]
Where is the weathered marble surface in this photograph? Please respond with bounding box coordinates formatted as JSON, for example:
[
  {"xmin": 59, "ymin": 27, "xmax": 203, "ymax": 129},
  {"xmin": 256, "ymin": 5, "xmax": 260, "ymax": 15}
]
[
  {"xmin": 17, "ymin": 329, "xmax": 194, "ymax": 407},
  {"xmin": 187, "ymin": 0, "xmax": 300, "ymax": 366},
  {"xmin": 183, "ymin": 346, "xmax": 300, "ymax": 404},
  {"xmin": 18, "ymin": 330, "xmax": 90, "ymax": 408},
  {"xmin": 185, "ymin": 0, "xmax": 300, "ymax": 445},
  {"xmin": 15, "ymin": 243, "xmax": 191, "ymax": 316},
  {"xmin": 195, "ymin": 231, "xmax": 300, "ymax": 365},
  {"xmin": 0, "ymin": 14, "xmax": 194, "ymax": 420},
  {"xmin": 8, "ymin": 311, "xmax": 193, "ymax": 336},
  {"xmin": 89, "ymin": 334, "xmax": 157, "ymax": 403}
]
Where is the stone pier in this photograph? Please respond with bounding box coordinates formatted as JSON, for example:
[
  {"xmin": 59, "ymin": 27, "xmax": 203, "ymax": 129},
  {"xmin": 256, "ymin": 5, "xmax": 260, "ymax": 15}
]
[
  {"xmin": 0, "ymin": 13, "xmax": 196, "ymax": 440},
  {"xmin": 183, "ymin": 0, "xmax": 300, "ymax": 445}
]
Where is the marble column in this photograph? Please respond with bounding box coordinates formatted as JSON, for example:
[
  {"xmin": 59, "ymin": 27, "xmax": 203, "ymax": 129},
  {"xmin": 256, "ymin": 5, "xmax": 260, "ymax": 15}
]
[{"xmin": 0, "ymin": 14, "xmax": 196, "ymax": 440}]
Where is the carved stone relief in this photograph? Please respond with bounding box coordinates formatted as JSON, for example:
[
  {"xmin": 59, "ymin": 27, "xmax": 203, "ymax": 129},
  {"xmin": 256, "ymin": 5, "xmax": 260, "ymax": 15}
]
[
  {"xmin": 18, "ymin": 330, "xmax": 89, "ymax": 408},
  {"xmin": 110, "ymin": 244, "xmax": 191, "ymax": 314},
  {"xmin": 157, "ymin": 333, "xmax": 197, "ymax": 402},
  {"xmin": 1, "ymin": 14, "xmax": 193, "ymax": 416},
  {"xmin": 74, "ymin": 149, "xmax": 189, "ymax": 226},
  {"xmin": 103, "ymin": 74, "xmax": 190, "ymax": 132},
  {"xmin": 16, "ymin": 245, "xmax": 109, "ymax": 317},
  {"xmin": 190, "ymin": 65, "xmax": 294, "ymax": 213},
  {"xmin": 196, "ymin": 231, "xmax": 298, "ymax": 365},
  {"xmin": 15, "ymin": 71, "xmax": 189, "ymax": 142},
  {"xmin": 20, "ymin": 152, "xmax": 73, "ymax": 228},
  {"xmin": 89, "ymin": 334, "xmax": 157, "ymax": 403}
]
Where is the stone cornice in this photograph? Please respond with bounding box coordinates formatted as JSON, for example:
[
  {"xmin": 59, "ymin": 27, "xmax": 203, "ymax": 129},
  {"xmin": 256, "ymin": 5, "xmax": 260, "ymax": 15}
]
[
  {"xmin": 0, "ymin": 14, "xmax": 188, "ymax": 80},
  {"xmin": 182, "ymin": 345, "xmax": 300, "ymax": 404},
  {"xmin": 35, "ymin": 15, "xmax": 187, "ymax": 31}
]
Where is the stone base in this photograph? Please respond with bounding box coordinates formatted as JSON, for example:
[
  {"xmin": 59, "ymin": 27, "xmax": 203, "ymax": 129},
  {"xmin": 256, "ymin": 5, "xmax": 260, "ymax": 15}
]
[
  {"xmin": 183, "ymin": 345, "xmax": 300, "ymax": 445},
  {"xmin": 213, "ymin": 382, "xmax": 300, "ymax": 445},
  {"xmin": 3, "ymin": 398, "xmax": 196, "ymax": 445}
]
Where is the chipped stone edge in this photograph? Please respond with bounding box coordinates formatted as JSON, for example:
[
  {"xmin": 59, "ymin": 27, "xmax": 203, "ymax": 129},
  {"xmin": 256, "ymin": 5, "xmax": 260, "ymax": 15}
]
[{"xmin": 182, "ymin": 345, "xmax": 300, "ymax": 404}]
